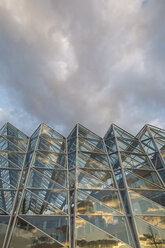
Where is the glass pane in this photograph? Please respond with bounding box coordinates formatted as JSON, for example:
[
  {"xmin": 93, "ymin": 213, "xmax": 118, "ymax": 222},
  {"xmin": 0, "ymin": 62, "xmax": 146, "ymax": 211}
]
[
  {"xmin": 76, "ymin": 217, "xmax": 130, "ymax": 248},
  {"xmin": 78, "ymin": 171, "xmax": 112, "ymax": 189},
  {"xmin": 77, "ymin": 190, "xmax": 122, "ymax": 215},
  {"xmin": 34, "ymin": 169, "xmax": 67, "ymax": 188},
  {"xmin": 21, "ymin": 216, "xmax": 69, "ymax": 245},
  {"xmin": 129, "ymin": 191, "xmax": 165, "ymax": 215},
  {"xmin": 79, "ymin": 138, "xmax": 104, "ymax": 154},
  {"xmin": 78, "ymin": 152, "xmax": 108, "ymax": 169},
  {"xmin": 27, "ymin": 169, "xmax": 64, "ymax": 189},
  {"xmin": 135, "ymin": 216, "xmax": 165, "ymax": 247},
  {"xmin": 125, "ymin": 170, "xmax": 161, "ymax": 189},
  {"xmin": 20, "ymin": 190, "xmax": 66, "ymax": 215},
  {"xmin": 0, "ymin": 190, "xmax": 16, "ymax": 213},
  {"xmin": 81, "ymin": 190, "xmax": 124, "ymax": 214},
  {"xmin": 9, "ymin": 217, "xmax": 64, "ymax": 248},
  {"xmin": 121, "ymin": 153, "xmax": 153, "ymax": 170},
  {"xmin": 79, "ymin": 169, "xmax": 116, "ymax": 188},
  {"xmin": 80, "ymin": 152, "xmax": 109, "ymax": 168},
  {"xmin": 79, "ymin": 215, "xmax": 133, "ymax": 246},
  {"xmin": 138, "ymin": 216, "xmax": 165, "ymax": 230}
]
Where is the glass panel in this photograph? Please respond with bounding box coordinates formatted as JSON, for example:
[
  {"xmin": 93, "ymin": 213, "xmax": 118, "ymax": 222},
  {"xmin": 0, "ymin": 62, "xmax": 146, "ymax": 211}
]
[
  {"xmin": 38, "ymin": 137, "xmax": 65, "ymax": 153},
  {"xmin": 125, "ymin": 169, "xmax": 162, "ymax": 186},
  {"xmin": 125, "ymin": 170, "xmax": 161, "ymax": 189},
  {"xmin": 77, "ymin": 190, "xmax": 122, "ymax": 215},
  {"xmin": 9, "ymin": 217, "xmax": 64, "ymax": 248},
  {"xmin": 80, "ymin": 152, "xmax": 109, "ymax": 167},
  {"xmin": 82, "ymin": 137, "xmax": 105, "ymax": 152},
  {"xmin": 78, "ymin": 152, "xmax": 108, "ymax": 169},
  {"xmin": 121, "ymin": 153, "xmax": 153, "ymax": 170},
  {"xmin": 67, "ymin": 137, "xmax": 76, "ymax": 153},
  {"xmin": 129, "ymin": 191, "xmax": 165, "ymax": 215},
  {"xmin": 33, "ymin": 151, "xmax": 64, "ymax": 169},
  {"xmin": 132, "ymin": 189, "xmax": 165, "ymax": 207},
  {"xmin": 21, "ymin": 216, "xmax": 69, "ymax": 245},
  {"xmin": 0, "ymin": 155, "xmax": 20, "ymax": 169},
  {"xmin": 34, "ymin": 169, "xmax": 67, "ymax": 188},
  {"xmin": 78, "ymin": 124, "xmax": 101, "ymax": 140},
  {"xmin": 141, "ymin": 138, "xmax": 156, "ymax": 154},
  {"xmin": 79, "ymin": 168, "xmax": 116, "ymax": 188},
  {"xmin": 135, "ymin": 216, "xmax": 165, "ymax": 247},
  {"xmin": 27, "ymin": 169, "xmax": 64, "ymax": 189},
  {"xmin": 40, "ymin": 124, "xmax": 64, "ymax": 139},
  {"xmin": 138, "ymin": 216, "xmax": 165, "ymax": 230},
  {"xmin": 76, "ymin": 217, "xmax": 130, "ymax": 248},
  {"xmin": 28, "ymin": 189, "xmax": 68, "ymax": 213},
  {"xmin": 20, "ymin": 190, "xmax": 66, "ymax": 215},
  {"xmin": 79, "ymin": 190, "xmax": 124, "ymax": 214},
  {"xmin": 78, "ymin": 171, "xmax": 112, "ymax": 189},
  {"xmin": 38, "ymin": 151, "xmax": 66, "ymax": 168},
  {"xmin": 79, "ymin": 138, "xmax": 104, "ymax": 154},
  {"xmin": 80, "ymin": 215, "xmax": 133, "ymax": 246},
  {"xmin": 0, "ymin": 216, "xmax": 9, "ymax": 248}
]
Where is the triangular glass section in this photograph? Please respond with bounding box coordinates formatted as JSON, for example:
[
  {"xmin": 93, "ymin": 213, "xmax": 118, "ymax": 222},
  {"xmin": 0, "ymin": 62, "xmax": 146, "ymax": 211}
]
[
  {"xmin": 33, "ymin": 151, "xmax": 64, "ymax": 169},
  {"xmin": 40, "ymin": 123, "xmax": 64, "ymax": 139},
  {"xmin": 80, "ymin": 152, "xmax": 109, "ymax": 167},
  {"xmin": 75, "ymin": 216, "xmax": 131, "ymax": 248},
  {"xmin": 21, "ymin": 216, "xmax": 69, "ymax": 246},
  {"xmin": 135, "ymin": 216, "xmax": 165, "ymax": 247},
  {"xmin": 79, "ymin": 138, "xmax": 104, "ymax": 154},
  {"xmin": 113, "ymin": 125, "xmax": 134, "ymax": 140},
  {"xmin": 138, "ymin": 215, "xmax": 165, "ymax": 230},
  {"xmin": 82, "ymin": 137, "xmax": 106, "ymax": 152},
  {"xmin": 109, "ymin": 153, "xmax": 121, "ymax": 169},
  {"xmin": 67, "ymin": 125, "xmax": 77, "ymax": 140},
  {"xmin": 132, "ymin": 189, "xmax": 165, "ymax": 207},
  {"xmin": 129, "ymin": 190, "xmax": 165, "ymax": 215},
  {"xmin": 38, "ymin": 151, "xmax": 66, "ymax": 168},
  {"xmin": 10, "ymin": 217, "xmax": 64, "ymax": 248},
  {"xmin": 82, "ymin": 190, "xmax": 124, "ymax": 214},
  {"xmin": 125, "ymin": 170, "xmax": 162, "ymax": 189},
  {"xmin": 117, "ymin": 138, "xmax": 144, "ymax": 154},
  {"xmin": 79, "ymin": 215, "xmax": 134, "ymax": 247},
  {"xmin": 125, "ymin": 169, "xmax": 162, "ymax": 187},
  {"xmin": 78, "ymin": 152, "xmax": 108, "ymax": 169},
  {"xmin": 27, "ymin": 169, "xmax": 64, "ymax": 189},
  {"xmin": 20, "ymin": 190, "xmax": 66, "ymax": 215},
  {"xmin": 104, "ymin": 125, "xmax": 115, "ymax": 140},
  {"xmin": 28, "ymin": 189, "xmax": 68, "ymax": 213},
  {"xmin": 77, "ymin": 190, "xmax": 122, "ymax": 215},
  {"xmin": 121, "ymin": 153, "xmax": 153, "ymax": 170},
  {"xmin": 34, "ymin": 168, "xmax": 67, "ymax": 188},
  {"xmin": 78, "ymin": 170, "xmax": 114, "ymax": 189},
  {"xmin": 0, "ymin": 151, "xmax": 25, "ymax": 168},
  {"xmin": 38, "ymin": 137, "xmax": 65, "ymax": 153},
  {"xmin": 140, "ymin": 129, "xmax": 151, "ymax": 140},
  {"xmin": 78, "ymin": 124, "xmax": 101, "ymax": 140},
  {"xmin": 79, "ymin": 168, "xmax": 116, "ymax": 188},
  {"xmin": 155, "ymin": 137, "xmax": 165, "ymax": 151},
  {"xmin": 1, "ymin": 123, "xmax": 27, "ymax": 139}
]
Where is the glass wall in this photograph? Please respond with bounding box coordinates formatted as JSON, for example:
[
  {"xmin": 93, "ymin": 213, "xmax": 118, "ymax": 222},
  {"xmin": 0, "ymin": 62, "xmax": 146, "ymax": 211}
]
[{"xmin": 0, "ymin": 122, "xmax": 165, "ymax": 248}]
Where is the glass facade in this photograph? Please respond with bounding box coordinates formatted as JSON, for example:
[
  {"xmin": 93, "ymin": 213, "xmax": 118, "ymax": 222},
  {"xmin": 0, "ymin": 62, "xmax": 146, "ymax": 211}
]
[{"xmin": 0, "ymin": 122, "xmax": 165, "ymax": 248}]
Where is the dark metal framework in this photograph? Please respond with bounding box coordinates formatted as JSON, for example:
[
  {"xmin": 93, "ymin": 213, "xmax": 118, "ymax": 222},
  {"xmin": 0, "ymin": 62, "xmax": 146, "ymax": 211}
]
[{"xmin": 0, "ymin": 122, "xmax": 165, "ymax": 248}]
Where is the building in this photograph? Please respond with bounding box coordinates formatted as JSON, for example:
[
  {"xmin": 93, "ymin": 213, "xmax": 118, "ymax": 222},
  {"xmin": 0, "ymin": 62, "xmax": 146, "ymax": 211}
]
[{"xmin": 0, "ymin": 122, "xmax": 165, "ymax": 248}]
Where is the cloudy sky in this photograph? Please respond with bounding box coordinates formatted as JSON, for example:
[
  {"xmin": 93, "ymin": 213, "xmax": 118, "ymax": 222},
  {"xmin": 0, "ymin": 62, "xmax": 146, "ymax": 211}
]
[{"xmin": 0, "ymin": 0, "xmax": 165, "ymax": 137}]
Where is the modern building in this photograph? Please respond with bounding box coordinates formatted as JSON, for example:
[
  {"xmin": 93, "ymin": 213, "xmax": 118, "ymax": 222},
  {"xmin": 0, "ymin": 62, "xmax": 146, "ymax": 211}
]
[{"xmin": 0, "ymin": 122, "xmax": 165, "ymax": 248}]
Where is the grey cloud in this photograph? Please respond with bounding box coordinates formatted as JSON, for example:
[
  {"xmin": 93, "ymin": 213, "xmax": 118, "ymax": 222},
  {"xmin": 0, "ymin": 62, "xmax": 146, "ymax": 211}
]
[{"xmin": 0, "ymin": 0, "xmax": 165, "ymax": 137}]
